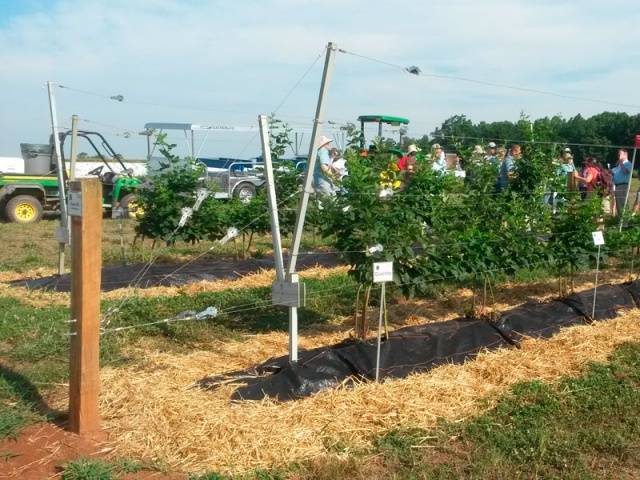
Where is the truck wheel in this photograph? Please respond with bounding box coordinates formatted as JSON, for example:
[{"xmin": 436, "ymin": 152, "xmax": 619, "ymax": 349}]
[
  {"xmin": 6, "ymin": 195, "xmax": 43, "ymax": 224},
  {"xmin": 234, "ymin": 183, "xmax": 256, "ymax": 204},
  {"xmin": 119, "ymin": 193, "xmax": 144, "ymax": 219}
]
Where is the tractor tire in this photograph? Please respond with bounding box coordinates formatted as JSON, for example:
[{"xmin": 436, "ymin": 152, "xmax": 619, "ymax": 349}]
[
  {"xmin": 233, "ymin": 183, "xmax": 257, "ymax": 204},
  {"xmin": 119, "ymin": 193, "xmax": 143, "ymax": 219},
  {"xmin": 5, "ymin": 195, "xmax": 44, "ymax": 224}
]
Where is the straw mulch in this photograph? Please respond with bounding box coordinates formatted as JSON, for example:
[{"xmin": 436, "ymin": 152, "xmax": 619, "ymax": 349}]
[
  {"xmin": 0, "ymin": 265, "xmax": 349, "ymax": 308},
  {"xmin": 102, "ymin": 265, "xmax": 350, "ymax": 300},
  {"xmin": 98, "ymin": 309, "xmax": 640, "ymax": 475}
]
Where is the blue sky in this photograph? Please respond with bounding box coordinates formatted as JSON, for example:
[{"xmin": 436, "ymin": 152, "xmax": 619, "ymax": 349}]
[{"xmin": 0, "ymin": 0, "xmax": 638, "ymax": 159}]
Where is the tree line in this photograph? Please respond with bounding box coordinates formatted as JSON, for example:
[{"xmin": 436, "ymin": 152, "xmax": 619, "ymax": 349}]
[{"xmin": 404, "ymin": 112, "xmax": 640, "ymax": 166}]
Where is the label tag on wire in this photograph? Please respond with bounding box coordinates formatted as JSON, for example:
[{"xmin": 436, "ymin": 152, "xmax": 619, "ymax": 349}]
[
  {"xmin": 193, "ymin": 188, "xmax": 209, "ymax": 211},
  {"xmin": 218, "ymin": 227, "xmax": 240, "ymax": 244},
  {"xmin": 178, "ymin": 207, "xmax": 193, "ymax": 228}
]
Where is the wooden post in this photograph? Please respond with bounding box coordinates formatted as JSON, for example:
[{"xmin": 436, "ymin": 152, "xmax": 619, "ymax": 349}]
[{"xmin": 68, "ymin": 179, "xmax": 103, "ymax": 435}]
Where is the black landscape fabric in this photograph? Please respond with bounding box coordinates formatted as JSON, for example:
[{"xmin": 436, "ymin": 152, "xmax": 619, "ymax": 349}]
[
  {"xmin": 11, "ymin": 253, "xmax": 341, "ymax": 292},
  {"xmin": 200, "ymin": 281, "xmax": 640, "ymax": 402},
  {"xmin": 562, "ymin": 283, "xmax": 636, "ymax": 321},
  {"xmin": 493, "ymin": 300, "xmax": 586, "ymax": 343}
]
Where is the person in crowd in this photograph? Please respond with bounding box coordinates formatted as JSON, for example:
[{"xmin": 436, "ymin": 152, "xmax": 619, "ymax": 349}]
[
  {"xmin": 330, "ymin": 147, "xmax": 348, "ymax": 180},
  {"xmin": 573, "ymin": 156, "xmax": 600, "ymax": 200},
  {"xmin": 484, "ymin": 142, "xmax": 498, "ymax": 164},
  {"xmin": 612, "ymin": 149, "xmax": 632, "ymax": 216},
  {"xmin": 496, "ymin": 146, "xmax": 507, "ymax": 164},
  {"xmin": 633, "ymin": 190, "xmax": 640, "ymax": 215},
  {"xmin": 497, "ymin": 144, "xmax": 521, "ymax": 191},
  {"xmin": 469, "ymin": 145, "xmax": 485, "ymax": 164},
  {"xmin": 431, "ymin": 143, "xmax": 447, "ymax": 173},
  {"xmin": 545, "ymin": 152, "xmax": 576, "ymax": 211},
  {"xmin": 313, "ymin": 135, "xmax": 335, "ymax": 196},
  {"xmin": 397, "ymin": 144, "xmax": 420, "ymax": 172}
]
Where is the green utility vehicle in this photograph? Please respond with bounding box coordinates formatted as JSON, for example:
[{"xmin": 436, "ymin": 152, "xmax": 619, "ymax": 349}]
[
  {"xmin": 0, "ymin": 131, "xmax": 141, "ymax": 224},
  {"xmin": 357, "ymin": 115, "xmax": 410, "ymax": 153}
]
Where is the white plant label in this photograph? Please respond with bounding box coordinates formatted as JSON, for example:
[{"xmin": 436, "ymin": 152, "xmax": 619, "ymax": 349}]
[
  {"xmin": 592, "ymin": 231, "xmax": 605, "ymax": 246},
  {"xmin": 68, "ymin": 191, "xmax": 82, "ymax": 217},
  {"xmin": 373, "ymin": 261, "xmax": 393, "ymax": 283}
]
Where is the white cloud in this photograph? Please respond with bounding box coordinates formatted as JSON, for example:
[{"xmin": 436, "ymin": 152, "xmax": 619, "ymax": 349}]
[{"xmin": 0, "ymin": 0, "xmax": 638, "ymax": 158}]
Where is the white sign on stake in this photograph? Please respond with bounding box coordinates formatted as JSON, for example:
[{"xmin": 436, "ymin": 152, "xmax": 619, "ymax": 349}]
[
  {"xmin": 373, "ymin": 261, "xmax": 393, "ymax": 284},
  {"xmin": 68, "ymin": 191, "xmax": 82, "ymax": 217},
  {"xmin": 592, "ymin": 231, "xmax": 605, "ymax": 246}
]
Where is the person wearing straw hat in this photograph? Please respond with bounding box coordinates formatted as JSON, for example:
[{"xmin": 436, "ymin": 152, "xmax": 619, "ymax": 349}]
[
  {"xmin": 398, "ymin": 144, "xmax": 420, "ymax": 172},
  {"xmin": 313, "ymin": 135, "xmax": 335, "ymax": 196}
]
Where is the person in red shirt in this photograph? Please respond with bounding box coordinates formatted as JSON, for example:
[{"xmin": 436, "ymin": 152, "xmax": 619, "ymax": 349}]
[
  {"xmin": 573, "ymin": 156, "xmax": 600, "ymax": 199},
  {"xmin": 398, "ymin": 144, "xmax": 420, "ymax": 172}
]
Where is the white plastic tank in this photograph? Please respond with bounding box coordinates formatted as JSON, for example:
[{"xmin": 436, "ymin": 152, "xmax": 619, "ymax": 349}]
[{"xmin": 20, "ymin": 143, "xmax": 54, "ymax": 175}]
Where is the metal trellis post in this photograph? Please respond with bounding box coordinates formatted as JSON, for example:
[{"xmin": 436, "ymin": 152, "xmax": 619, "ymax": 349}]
[
  {"xmin": 47, "ymin": 81, "xmax": 69, "ymax": 275},
  {"xmin": 285, "ymin": 42, "xmax": 337, "ymax": 363},
  {"xmin": 258, "ymin": 114, "xmax": 285, "ymax": 281}
]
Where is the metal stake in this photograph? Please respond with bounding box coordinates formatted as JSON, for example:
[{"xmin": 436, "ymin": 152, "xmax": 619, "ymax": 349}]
[
  {"xmin": 258, "ymin": 115, "xmax": 285, "ymax": 282},
  {"xmin": 375, "ymin": 282, "xmax": 386, "ymax": 382},
  {"xmin": 47, "ymin": 81, "xmax": 68, "ymax": 275},
  {"xmin": 69, "ymin": 115, "xmax": 79, "ymax": 181},
  {"xmin": 286, "ymin": 42, "xmax": 337, "ymax": 363},
  {"xmin": 592, "ymin": 244, "xmax": 601, "ymax": 319}
]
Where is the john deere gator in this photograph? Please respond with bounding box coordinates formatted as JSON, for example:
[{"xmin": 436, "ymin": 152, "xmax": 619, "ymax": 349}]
[{"xmin": 0, "ymin": 131, "xmax": 141, "ymax": 223}]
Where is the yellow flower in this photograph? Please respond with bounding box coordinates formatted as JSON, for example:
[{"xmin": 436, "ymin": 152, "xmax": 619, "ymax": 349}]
[
  {"xmin": 392, "ymin": 179, "xmax": 402, "ymax": 189},
  {"xmin": 379, "ymin": 172, "xmax": 389, "ymax": 180},
  {"xmin": 389, "ymin": 162, "xmax": 400, "ymax": 172}
]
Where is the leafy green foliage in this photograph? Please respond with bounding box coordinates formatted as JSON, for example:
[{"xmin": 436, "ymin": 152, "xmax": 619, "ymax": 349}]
[
  {"xmin": 325, "ymin": 142, "xmax": 591, "ymax": 300},
  {"xmin": 135, "ymin": 134, "xmax": 225, "ymax": 244}
]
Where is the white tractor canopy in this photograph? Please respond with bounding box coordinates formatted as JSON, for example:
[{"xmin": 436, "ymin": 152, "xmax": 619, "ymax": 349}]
[{"xmin": 142, "ymin": 122, "xmax": 260, "ymax": 162}]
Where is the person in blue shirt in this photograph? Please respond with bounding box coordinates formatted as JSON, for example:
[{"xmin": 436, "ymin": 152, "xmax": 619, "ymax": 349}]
[
  {"xmin": 497, "ymin": 144, "xmax": 521, "ymax": 191},
  {"xmin": 612, "ymin": 149, "xmax": 632, "ymax": 216},
  {"xmin": 312, "ymin": 135, "xmax": 335, "ymax": 196}
]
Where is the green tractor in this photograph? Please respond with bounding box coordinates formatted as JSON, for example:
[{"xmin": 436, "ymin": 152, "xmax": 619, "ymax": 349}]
[
  {"xmin": 0, "ymin": 131, "xmax": 142, "ymax": 224},
  {"xmin": 357, "ymin": 114, "xmax": 410, "ymax": 156}
]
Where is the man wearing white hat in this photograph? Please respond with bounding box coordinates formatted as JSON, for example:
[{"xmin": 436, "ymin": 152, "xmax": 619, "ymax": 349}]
[
  {"xmin": 313, "ymin": 135, "xmax": 335, "ymax": 195},
  {"xmin": 484, "ymin": 142, "xmax": 498, "ymax": 164}
]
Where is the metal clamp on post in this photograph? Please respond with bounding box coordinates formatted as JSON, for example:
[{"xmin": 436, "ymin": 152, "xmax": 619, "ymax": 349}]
[{"xmin": 272, "ymin": 273, "xmax": 306, "ymax": 307}]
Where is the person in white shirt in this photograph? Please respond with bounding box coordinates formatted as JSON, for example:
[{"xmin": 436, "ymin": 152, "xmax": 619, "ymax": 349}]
[
  {"xmin": 330, "ymin": 148, "xmax": 348, "ymax": 180},
  {"xmin": 431, "ymin": 143, "xmax": 447, "ymax": 173}
]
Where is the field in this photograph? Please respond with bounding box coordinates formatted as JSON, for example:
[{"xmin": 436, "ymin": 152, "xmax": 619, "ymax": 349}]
[{"xmin": 1, "ymin": 215, "xmax": 640, "ymax": 479}]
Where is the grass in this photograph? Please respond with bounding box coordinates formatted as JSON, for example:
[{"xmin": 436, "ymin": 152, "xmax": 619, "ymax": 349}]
[
  {"xmin": 61, "ymin": 458, "xmax": 115, "ymax": 480},
  {"xmin": 59, "ymin": 457, "xmax": 143, "ymax": 480},
  {"xmin": 0, "ymin": 218, "xmax": 333, "ymax": 272},
  {"xmin": 265, "ymin": 341, "xmax": 640, "ymax": 479}
]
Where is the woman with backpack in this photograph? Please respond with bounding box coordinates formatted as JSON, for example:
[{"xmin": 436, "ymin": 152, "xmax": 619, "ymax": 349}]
[{"xmin": 574, "ymin": 156, "xmax": 600, "ymax": 200}]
